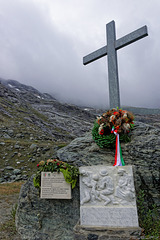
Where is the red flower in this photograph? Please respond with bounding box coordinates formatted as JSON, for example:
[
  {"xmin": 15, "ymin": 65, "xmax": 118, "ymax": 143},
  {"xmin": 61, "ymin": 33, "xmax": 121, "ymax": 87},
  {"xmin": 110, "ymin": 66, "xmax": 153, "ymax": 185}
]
[
  {"xmin": 57, "ymin": 163, "xmax": 60, "ymax": 166},
  {"xmin": 99, "ymin": 129, "xmax": 104, "ymax": 135},
  {"xmin": 37, "ymin": 164, "xmax": 39, "ymax": 167},
  {"xmin": 54, "ymin": 159, "xmax": 57, "ymax": 162},
  {"xmin": 113, "ymin": 111, "xmax": 118, "ymax": 115}
]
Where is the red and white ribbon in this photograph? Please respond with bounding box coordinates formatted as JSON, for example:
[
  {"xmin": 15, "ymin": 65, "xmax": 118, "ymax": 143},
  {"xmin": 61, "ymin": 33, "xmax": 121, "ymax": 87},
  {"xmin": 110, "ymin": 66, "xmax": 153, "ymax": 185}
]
[{"xmin": 111, "ymin": 127, "xmax": 125, "ymax": 166}]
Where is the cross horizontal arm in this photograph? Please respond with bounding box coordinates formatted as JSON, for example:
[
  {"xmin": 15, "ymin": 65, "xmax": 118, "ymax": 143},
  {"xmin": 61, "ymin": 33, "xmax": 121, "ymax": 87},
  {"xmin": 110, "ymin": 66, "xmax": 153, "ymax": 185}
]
[
  {"xmin": 115, "ymin": 25, "xmax": 148, "ymax": 50},
  {"xmin": 83, "ymin": 25, "xmax": 148, "ymax": 66},
  {"xmin": 83, "ymin": 46, "xmax": 107, "ymax": 65}
]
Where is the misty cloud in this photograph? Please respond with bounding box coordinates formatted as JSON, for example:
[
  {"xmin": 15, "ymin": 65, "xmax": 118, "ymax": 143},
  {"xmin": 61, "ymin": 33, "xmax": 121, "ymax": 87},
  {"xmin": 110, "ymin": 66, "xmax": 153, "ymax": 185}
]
[{"xmin": 0, "ymin": 0, "xmax": 160, "ymax": 109}]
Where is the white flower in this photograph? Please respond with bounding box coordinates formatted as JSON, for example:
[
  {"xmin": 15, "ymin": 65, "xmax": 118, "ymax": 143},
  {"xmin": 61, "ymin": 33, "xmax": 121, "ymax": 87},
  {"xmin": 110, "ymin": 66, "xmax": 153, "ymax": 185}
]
[
  {"xmin": 122, "ymin": 113, "xmax": 127, "ymax": 119},
  {"xmin": 109, "ymin": 115, "xmax": 115, "ymax": 122},
  {"xmin": 122, "ymin": 123, "xmax": 130, "ymax": 133},
  {"xmin": 98, "ymin": 124, "xmax": 104, "ymax": 133}
]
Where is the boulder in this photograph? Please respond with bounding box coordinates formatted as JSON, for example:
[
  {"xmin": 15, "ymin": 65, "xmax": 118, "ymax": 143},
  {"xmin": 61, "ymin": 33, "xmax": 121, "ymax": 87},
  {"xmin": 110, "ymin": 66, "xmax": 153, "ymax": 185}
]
[
  {"xmin": 16, "ymin": 121, "xmax": 160, "ymax": 239},
  {"xmin": 16, "ymin": 176, "xmax": 79, "ymax": 240}
]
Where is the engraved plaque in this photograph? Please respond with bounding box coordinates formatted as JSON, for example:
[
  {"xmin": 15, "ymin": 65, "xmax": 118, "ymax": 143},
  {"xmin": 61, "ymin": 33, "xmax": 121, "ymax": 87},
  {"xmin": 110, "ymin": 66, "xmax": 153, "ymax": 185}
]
[{"xmin": 40, "ymin": 172, "xmax": 71, "ymax": 199}]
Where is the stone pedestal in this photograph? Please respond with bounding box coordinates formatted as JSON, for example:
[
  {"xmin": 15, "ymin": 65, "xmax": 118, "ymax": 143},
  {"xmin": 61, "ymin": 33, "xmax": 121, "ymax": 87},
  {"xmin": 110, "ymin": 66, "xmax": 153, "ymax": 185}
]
[
  {"xmin": 74, "ymin": 223, "xmax": 142, "ymax": 240},
  {"xmin": 79, "ymin": 165, "xmax": 139, "ymax": 228}
]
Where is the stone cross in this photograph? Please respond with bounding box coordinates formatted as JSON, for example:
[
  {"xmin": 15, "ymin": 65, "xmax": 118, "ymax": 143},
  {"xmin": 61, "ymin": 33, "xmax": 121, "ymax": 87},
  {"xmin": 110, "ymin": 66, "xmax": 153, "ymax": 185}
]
[{"xmin": 83, "ymin": 20, "xmax": 148, "ymax": 109}]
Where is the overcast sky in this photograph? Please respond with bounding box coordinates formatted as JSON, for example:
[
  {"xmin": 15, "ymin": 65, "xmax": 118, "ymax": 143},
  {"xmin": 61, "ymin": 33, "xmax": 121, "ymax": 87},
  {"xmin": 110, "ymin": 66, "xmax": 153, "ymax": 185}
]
[{"xmin": 0, "ymin": 0, "xmax": 160, "ymax": 109}]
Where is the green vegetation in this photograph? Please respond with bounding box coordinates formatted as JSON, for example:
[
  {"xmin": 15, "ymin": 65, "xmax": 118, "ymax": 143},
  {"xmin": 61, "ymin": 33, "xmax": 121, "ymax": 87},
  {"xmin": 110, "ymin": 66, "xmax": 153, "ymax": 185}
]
[
  {"xmin": 0, "ymin": 219, "xmax": 17, "ymax": 239},
  {"xmin": 33, "ymin": 159, "xmax": 79, "ymax": 189},
  {"xmin": 92, "ymin": 121, "xmax": 131, "ymax": 148},
  {"xmin": 137, "ymin": 190, "xmax": 160, "ymax": 239},
  {"xmin": 11, "ymin": 203, "xmax": 18, "ymax": 220},
  {"xmin": 0, "ymin": 182, "xmax": 24, "ymax": 240}
]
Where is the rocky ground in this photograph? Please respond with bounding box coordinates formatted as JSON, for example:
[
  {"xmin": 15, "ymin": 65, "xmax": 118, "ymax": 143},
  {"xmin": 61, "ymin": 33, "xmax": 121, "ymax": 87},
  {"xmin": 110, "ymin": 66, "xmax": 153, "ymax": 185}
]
[{"xmin": 0, "ymin": 78, "xmax": 160, "ymax": 239}]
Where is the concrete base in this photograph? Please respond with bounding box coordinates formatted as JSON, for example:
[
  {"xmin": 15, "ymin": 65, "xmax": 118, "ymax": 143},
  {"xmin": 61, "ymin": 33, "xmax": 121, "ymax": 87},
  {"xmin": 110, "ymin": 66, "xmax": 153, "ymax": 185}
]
[{"xmin": 74, "ymin": 222, "xmax": 142, "ymax": 240}]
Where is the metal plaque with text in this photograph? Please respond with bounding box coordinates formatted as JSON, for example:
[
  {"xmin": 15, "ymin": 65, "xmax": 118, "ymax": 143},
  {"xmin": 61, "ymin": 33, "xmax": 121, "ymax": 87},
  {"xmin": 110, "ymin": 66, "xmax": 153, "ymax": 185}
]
[{"xmin": 40, "ymin": 172, "xmax": 71, "ymax": 199}]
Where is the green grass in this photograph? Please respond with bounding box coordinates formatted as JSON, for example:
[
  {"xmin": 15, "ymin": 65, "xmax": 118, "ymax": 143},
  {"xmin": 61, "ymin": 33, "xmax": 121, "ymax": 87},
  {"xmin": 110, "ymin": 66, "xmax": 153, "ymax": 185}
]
[
  {"xmin": 137, "ymin": 190, "xmax": 160, "ymax": 239},
  {"xmin": 0, "ymin": 219, "xmax": 17, "ymax": 236},
  {"xmin": 0, "ymin": 182, "xmax": 24, "ymax": 195}
]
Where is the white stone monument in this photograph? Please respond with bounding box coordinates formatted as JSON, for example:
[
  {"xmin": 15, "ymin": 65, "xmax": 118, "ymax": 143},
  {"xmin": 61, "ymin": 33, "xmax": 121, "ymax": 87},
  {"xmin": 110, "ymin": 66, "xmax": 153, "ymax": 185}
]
[{"xmin": 79, "ymin": 165, "xmax": 139, "ymax": 227}]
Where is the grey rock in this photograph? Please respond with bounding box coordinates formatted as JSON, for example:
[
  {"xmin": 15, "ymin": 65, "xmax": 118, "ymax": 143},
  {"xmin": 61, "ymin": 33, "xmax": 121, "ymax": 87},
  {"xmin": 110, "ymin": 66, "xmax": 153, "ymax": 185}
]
[
  {"xmin": 22, "ymin": 175, "xmax": 28, "ymax": 180},
  {"xmin": 16, "ymin": 121, "xmax": 160, "ymax": 240},
  {"xmin": 74, "ymin": 225, "xmax": 142, "ymax": 240},
  {"xmin": 3, "ymin": 133, "xmax": 11, "ymax": 139},
  {"xmin": 42, "ymin": 147, "xmax": 50, "ymax": 153},
  {"xmin": 0, "ymin": 178, "xmax": 4, "ymax": 183},
  {"xmin": 8, "ymin": 129, "xmax": 14, "ymax": 136},
  {"xmin": 15, "ymin": 175, "xmax": 23, "ymax": 181},
  {"xmin": 16, "ymin": 175, "xmax": 80, "ymax": 240},
  {"xmin": 30, "ymin": 144, "xmax": 37, "ymax": 149},
  {"xmin": 13, "ymin": 169, "xmax": 21, "ymax": 175},
  {"xmin": 5, "ymin": 166, "xmax": 14, "ymax": 170},
  {"xmin": 16, "ymin": 133, "xmax": 24, "ymax": 138},
  {"xmin": 24, "ymin": 117, "xmax": 32, "ymax": 122},
  {"xmin": 10, "ymin": 175, "xmax": 17, "ymax": 180},
  {"xmin": 14, "ymin": 144, "xmax": 20, "ymax": 149}
]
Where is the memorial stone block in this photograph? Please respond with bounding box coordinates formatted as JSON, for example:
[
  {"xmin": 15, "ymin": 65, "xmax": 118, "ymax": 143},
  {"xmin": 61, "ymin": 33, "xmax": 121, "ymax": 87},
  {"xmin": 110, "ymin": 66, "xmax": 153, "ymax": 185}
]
[
  {"xmin": 40, "ymin": 172, "xmax": 71, "ymax": 199},
  {"xmin": 79, "ymin": 165, "xmax": 139, "ymax": 227}
]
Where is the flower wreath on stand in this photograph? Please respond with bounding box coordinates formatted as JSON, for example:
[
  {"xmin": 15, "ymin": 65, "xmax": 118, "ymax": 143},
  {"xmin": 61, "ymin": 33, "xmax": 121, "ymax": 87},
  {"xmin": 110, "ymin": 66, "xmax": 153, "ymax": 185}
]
[
  {"xmin": 92, "ymin": 108, "xmax": 134, "ymax": 166},
  {"xmin": 33, "ymin": 159, "xmax": 79, "ymax": 189}
]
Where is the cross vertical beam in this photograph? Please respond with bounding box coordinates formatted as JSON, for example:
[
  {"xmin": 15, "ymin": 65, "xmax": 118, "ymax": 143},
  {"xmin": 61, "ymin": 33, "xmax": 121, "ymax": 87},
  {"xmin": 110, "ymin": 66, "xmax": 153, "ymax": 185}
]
[{"xmin": 106, "ymin": 21, "xmax": 120, "ymax": 108}]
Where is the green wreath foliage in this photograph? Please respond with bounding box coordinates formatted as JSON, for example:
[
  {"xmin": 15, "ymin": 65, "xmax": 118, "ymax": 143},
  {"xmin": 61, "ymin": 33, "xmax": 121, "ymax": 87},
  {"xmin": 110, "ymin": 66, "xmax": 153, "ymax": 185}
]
[
  {"xmin": 92, "ymin": 108, "xmax": 134, "ymax": 149},
  {"xmin": 92, "ymin": 122, "xmax": 131, "ymax": 149},
  {"xmin": 33, "ymin": 159, "xmax": 79, "ymax": 189}
]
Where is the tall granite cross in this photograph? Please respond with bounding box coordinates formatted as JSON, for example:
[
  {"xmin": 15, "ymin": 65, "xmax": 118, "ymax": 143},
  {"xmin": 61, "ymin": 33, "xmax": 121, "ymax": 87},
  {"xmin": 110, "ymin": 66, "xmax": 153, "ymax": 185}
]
[{"xmin": 83, "ymin": 20, "xmax": 148, "ymax": 109}]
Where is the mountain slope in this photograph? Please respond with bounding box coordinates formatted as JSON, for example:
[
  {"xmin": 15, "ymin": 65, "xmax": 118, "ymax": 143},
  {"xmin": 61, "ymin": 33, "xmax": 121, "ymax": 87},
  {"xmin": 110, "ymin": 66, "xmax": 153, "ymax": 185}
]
[{"xmin": 0, "ymin": 78, "xmax": 95, "ymax": 183}]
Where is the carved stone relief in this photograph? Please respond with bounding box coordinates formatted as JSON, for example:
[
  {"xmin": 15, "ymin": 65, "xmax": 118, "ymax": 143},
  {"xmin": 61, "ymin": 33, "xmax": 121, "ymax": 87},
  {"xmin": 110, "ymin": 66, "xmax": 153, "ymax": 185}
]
[{"xmin": 79, "ymin": 166, "xmax": 136, "ymax": 207}]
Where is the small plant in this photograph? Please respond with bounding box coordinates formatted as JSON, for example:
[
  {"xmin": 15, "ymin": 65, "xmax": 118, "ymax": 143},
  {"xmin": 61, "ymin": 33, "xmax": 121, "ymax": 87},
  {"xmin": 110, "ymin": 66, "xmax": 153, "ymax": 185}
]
[
  {"xmin": 11, "ymin": 203, "xmax": 18, "ymax": 221},
  {"xmin": 137, "ymin": 190, "xmax": 160, "ymax": 238},
  {"xmin": 33, "ymin": 158, "xmax": 79, "ymax": 189}
]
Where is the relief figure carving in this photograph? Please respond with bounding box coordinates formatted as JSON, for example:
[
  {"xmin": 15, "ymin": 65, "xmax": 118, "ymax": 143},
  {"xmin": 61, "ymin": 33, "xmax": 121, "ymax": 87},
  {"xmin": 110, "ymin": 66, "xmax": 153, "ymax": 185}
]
[
  {"xmin": 80, "ymin": 169, "xmax": 116, "ymax": 206},
  {"xmin": 115, "ymin": 169, "xmax": 135, "ymax": 203},
  {"xmin": 97, "ymin": 169, "xmax": 114, "ymax": 205},
  {"xmin": 80, "ymin": 170, "xmax": 101, "ymax": 205}
]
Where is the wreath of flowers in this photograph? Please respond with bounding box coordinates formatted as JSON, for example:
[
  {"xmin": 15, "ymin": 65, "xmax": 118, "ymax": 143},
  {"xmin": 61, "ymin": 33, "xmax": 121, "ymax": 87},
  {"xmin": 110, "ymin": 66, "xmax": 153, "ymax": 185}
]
[
  {"xmin": 33, "ymin": 158, "xmax": 79, "ymax": 189},
  {"xmin": 92, "ymin": 108, "xmax": 134, "ymax": 148}
]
